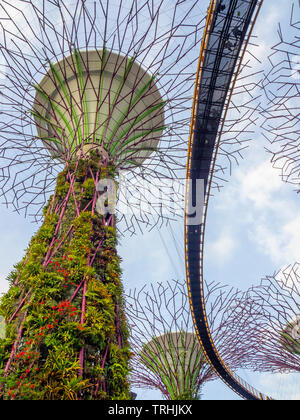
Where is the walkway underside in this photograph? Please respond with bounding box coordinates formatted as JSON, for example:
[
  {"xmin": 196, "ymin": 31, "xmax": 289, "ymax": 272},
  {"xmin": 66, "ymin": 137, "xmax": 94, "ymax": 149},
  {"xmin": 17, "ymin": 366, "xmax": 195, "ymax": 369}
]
[{"xmin": 185, "ymin": 0, "xmax": 270, "ymax": 400}]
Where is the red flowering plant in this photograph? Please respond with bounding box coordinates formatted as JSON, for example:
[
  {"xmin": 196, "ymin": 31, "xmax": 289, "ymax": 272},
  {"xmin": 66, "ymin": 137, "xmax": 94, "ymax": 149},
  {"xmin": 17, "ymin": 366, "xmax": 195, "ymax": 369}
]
[{"xmin": 0, "ymin": 297, "xmax": 84, "ymax": 399}]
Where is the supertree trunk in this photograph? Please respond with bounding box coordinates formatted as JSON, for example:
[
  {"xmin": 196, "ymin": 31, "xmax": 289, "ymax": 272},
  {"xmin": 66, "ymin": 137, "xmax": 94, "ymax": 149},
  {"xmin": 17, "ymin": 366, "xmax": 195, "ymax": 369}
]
[{"xmin": 0, "ymin": 154, "xmax": 131, "ymax": 400}]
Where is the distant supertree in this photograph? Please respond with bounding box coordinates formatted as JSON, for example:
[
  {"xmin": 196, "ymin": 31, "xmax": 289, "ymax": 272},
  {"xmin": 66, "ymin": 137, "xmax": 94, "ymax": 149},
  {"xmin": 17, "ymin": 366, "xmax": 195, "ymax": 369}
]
[
  {"xmin": 232, "ymin": 263, "xmax": 300, "ymax": 374},
  {"xmin": 125, "ymin": 280, "xmax": 255, "ymax": 400},
  {"xmin": 261, "ymin": 2, "xmax": 300, "ymax": 193},
  {"xmin": 0, "ymin": 0, "xmax": 211, "ymax": 401}
]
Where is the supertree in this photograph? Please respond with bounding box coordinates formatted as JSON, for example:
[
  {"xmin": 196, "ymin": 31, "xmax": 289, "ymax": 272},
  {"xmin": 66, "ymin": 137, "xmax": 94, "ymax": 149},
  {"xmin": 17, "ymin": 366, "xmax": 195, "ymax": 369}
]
[
  {"xmin": 0, "ymin": 0, "xmax": 211, "ymax": 400},
  {"xmin": 260, "ymin": 1, "xmax": 300, "ymax": 193},
  {"xmin": 230, "ymin": 263, "xmax": 300, "ymax": 375},
  {"xmin": 125, "ymin": 279, "xmax": 256, "ymax": 400}
]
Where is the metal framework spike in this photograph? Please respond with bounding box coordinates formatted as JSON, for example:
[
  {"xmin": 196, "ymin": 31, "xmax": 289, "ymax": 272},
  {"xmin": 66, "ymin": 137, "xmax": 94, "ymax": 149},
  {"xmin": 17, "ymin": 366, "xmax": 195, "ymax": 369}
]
[{"xmin": 260, "ymin": 1, "xmax": 300, "ymax": 193}]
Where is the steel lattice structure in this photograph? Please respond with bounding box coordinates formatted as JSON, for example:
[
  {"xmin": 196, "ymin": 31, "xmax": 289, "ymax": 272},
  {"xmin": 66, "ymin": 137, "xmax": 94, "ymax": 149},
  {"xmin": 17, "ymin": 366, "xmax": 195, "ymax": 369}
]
[
  {"xmin": 232, "ymin": 263, "xmax": 300, "ymax": 374},
  {"xmin": 250, "ymin": 263, "xmax": 300, "ymax": 372},
  {"xmin": 0, "ymin": 0, "xmax": 263, "ymax": 231},
  {"xmin": 0, "ymin": 0, "xmax": 207, "ymax": 233},
  {"xmin": 261, "ymin": 1, "xmax": 300, "ymax": 193},
  {"xmin": 126, "ymin": 280, "xmax": 256, "ymax": 400}
]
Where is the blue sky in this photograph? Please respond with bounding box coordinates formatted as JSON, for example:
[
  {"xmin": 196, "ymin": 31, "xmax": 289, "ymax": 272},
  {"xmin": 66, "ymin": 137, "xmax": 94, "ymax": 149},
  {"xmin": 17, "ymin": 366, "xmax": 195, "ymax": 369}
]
[{"xmin": 0, "ymin": 0, "xmax": 299, "ymax": 400}]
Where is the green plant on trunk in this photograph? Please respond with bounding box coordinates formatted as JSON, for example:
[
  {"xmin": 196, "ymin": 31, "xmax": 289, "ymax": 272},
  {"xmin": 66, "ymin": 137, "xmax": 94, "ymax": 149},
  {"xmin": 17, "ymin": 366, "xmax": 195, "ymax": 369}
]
[{"xmin": 0, "ymin": 156, "xmax": 131, "ymax": 400}]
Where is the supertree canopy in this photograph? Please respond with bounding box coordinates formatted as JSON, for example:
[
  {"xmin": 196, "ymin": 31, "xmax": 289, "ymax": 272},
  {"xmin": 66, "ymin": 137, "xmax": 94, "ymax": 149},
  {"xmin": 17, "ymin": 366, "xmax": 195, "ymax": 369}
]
[
  {"xmin": 261, "ymin": 1, "xmax": 300, "ymax": 193},
  {"xmin": 232, "ymin": 263, "xmax": 300, "ymax": 374},
  {"xmin": 0, "ymin": 0, "xmax": 209, "ymax": 229},
  {"xmin": 126, "ymin": 280, "xmax": 256, "ymax": 400},
  {"xmin": 0, "ymin": 1, "xmax": 263, "ymax": 226},
  {"xmin": 32, "ymin": 49, "xmax": 165, "ymax": 166},
  {"xmin": 0, "ymin": 0, "xmax": 210, "ymax": 400}
]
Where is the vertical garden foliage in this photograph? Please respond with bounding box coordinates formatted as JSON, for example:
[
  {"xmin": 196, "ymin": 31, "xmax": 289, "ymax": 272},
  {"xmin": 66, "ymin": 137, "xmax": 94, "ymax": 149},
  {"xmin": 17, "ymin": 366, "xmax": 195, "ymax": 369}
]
[{"xmin": 0, "ymin": 155, "xmax": 131, "ymax": 400}]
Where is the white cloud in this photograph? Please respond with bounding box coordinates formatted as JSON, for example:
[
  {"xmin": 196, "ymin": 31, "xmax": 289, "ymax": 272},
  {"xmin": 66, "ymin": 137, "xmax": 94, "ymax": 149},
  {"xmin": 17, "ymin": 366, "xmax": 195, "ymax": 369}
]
[
  {"xmin": 239, "ymin": 161, "xmax": 283, "ymax": 209},
  {"xmin": 210, "ymin": 137, "xmax": 299, "ymax": 269}
]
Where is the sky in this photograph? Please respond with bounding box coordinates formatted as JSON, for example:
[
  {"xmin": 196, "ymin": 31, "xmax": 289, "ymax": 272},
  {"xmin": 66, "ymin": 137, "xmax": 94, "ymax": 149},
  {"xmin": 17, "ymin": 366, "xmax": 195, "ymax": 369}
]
[{"xmin": 0, "ymin": 0, "xmax": 299, "ymax": 401}]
